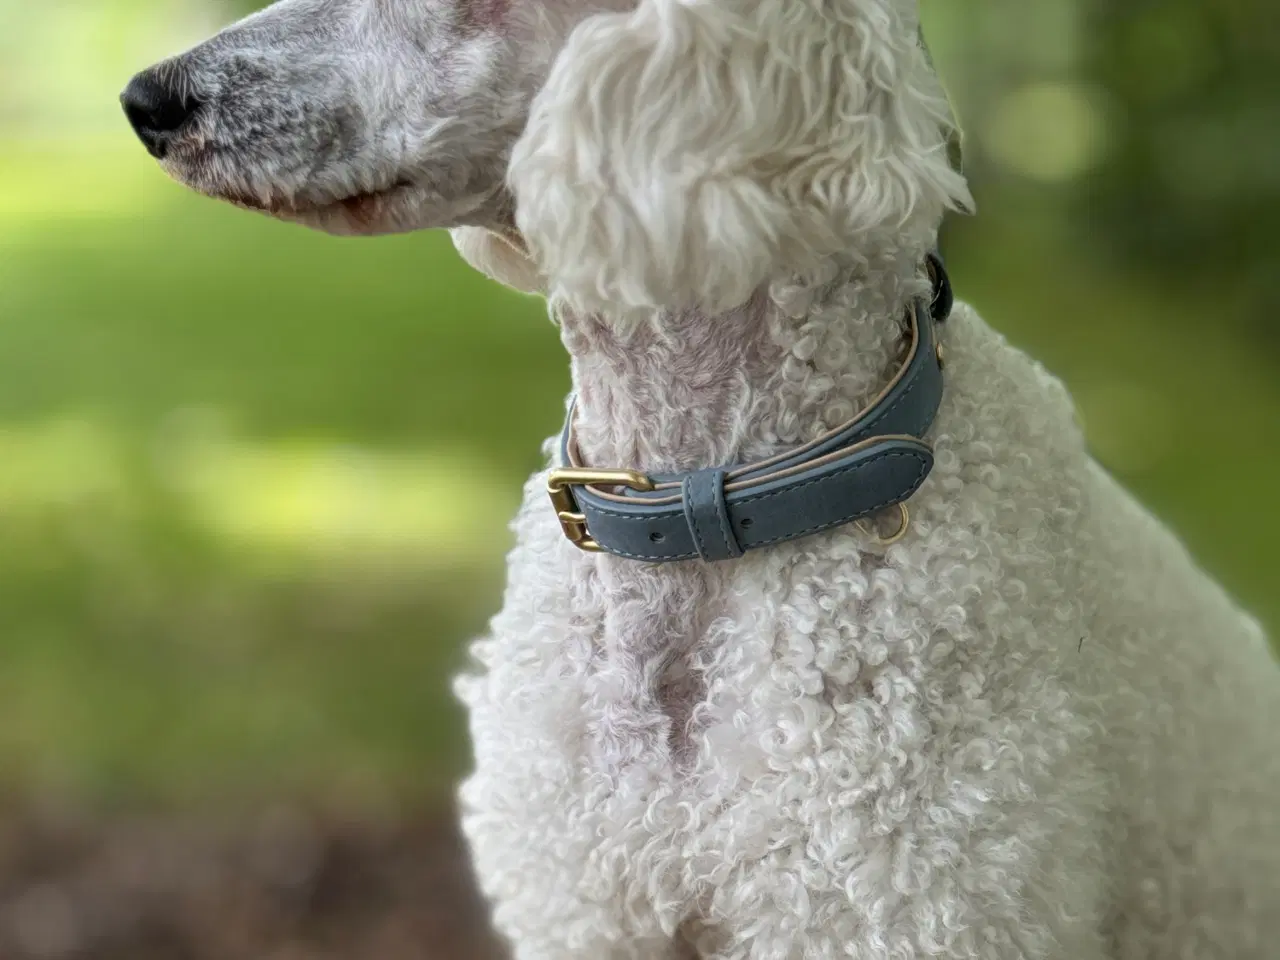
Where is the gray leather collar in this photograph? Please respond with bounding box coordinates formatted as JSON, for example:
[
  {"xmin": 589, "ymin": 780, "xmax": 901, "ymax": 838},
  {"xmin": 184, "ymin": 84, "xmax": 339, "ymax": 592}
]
[{"xmin": 547, "ymin": 255, "xmax": 953, "ymax": 562}]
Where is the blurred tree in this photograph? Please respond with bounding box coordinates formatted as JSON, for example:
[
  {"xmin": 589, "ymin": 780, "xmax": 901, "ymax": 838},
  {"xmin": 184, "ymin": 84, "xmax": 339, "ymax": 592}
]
[{"xmin": 1081, "ymin": 0, "xmax": 1280, "ymax": 319}]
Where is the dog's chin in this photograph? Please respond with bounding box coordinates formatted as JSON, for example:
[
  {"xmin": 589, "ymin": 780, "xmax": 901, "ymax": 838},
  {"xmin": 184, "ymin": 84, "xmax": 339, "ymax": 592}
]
[
  {"xmin": 221, "ymin": 182, "xmax": 433, "ymax": 236},
  {"xmin": 275, "ymin": 185, "xmax": 433, "ymax": 236}
]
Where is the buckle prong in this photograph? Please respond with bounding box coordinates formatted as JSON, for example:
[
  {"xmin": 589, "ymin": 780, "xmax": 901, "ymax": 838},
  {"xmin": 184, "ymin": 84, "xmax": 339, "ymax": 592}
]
[{"xmin": 547, "ymin": 468, "xmax": 655, "ymax": 552}]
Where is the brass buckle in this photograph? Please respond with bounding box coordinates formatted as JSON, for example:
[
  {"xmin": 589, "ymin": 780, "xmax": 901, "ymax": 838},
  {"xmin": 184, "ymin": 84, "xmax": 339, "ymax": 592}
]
[{"xmin": 546, "ymin": 468, "xmax": 656, "ymax": 552}]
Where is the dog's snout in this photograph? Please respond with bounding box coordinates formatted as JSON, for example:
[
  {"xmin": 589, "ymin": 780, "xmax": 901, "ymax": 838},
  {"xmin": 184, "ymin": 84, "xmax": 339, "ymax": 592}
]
[{"xmin": 121, "ymin": 69, "xmax": 202, "ymax": 159}]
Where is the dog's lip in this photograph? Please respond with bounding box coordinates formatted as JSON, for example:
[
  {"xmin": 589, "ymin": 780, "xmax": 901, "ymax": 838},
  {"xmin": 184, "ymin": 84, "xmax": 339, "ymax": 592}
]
[{"xmin": 217, "ymin": 178, "xmax": 417, "ymax": 216}]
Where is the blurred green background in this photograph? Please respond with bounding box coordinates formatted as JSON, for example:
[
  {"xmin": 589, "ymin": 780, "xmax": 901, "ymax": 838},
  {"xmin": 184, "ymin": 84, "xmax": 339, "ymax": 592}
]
[{"xmin": 0, "ymin": 0, "xmax": 1277, "ymax": 818}]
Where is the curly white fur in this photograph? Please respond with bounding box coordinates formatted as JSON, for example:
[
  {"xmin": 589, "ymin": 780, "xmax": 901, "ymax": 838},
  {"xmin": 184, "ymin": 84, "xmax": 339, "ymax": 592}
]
[
  {"xmin": 457, "ymin": 290, "xmax": 1280, "ymax": 959},
  {"xmin": 459, "ymin": 2, "xmax": 1280, "ymax": 958}
]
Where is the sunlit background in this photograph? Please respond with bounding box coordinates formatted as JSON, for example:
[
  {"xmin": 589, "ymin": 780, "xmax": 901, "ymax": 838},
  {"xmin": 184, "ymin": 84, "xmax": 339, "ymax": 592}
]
[{"xmin": 0, "ymin": 0, "xmax": 1276, "ymax": 956}]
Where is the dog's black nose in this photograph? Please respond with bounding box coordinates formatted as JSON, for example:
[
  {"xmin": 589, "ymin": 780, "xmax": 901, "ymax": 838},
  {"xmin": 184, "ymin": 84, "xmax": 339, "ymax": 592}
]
[{"xmin": 121, "ymin": 69, "xmax": 202, "ymax": 159}]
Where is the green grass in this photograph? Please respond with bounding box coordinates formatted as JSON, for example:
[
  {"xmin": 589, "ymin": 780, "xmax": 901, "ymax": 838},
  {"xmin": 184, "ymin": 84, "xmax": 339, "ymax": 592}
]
[{"xmin": 0, "ymin": 138, "xmax": 1275, "ymax": 809}]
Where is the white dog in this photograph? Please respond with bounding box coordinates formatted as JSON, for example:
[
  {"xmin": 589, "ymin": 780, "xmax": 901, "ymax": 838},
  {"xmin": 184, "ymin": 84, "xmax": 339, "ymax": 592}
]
[{"xmin": 124, "ymin": 0, "xmax": 1280, "ymax": 957}]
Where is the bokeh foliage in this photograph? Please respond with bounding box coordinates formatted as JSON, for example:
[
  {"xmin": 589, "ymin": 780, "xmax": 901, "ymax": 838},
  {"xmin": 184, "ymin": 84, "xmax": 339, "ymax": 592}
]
[{"xmin": 0, "ymin": 0, "xmax": 1276, "ymax": 810}]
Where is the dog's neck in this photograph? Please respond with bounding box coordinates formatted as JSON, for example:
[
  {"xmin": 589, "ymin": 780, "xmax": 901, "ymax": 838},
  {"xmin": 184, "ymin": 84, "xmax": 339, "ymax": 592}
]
[
  {"xmin": 560, "ymin": 253, "xmax": 927, "ymax": 477},
  {"xmin": 550, "ymin": 253, "xmax": 928, "ymax": 767}
]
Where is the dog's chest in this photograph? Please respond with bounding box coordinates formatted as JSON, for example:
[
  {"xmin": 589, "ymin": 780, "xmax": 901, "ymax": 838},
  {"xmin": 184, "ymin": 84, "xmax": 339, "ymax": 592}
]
[
  {"xmin": 560, "ymin": 541, "xmax": 974, "ymax": 789},
  {"xmin": 525, "ymin": 537, "xmax": 1086, "ymax": 941}
]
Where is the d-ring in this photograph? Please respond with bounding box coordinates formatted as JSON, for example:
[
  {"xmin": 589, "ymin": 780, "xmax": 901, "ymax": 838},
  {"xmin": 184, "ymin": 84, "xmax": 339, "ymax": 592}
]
[{"xmin": 855, "ymin": 503, "xmax": 910, "ymax": 547}]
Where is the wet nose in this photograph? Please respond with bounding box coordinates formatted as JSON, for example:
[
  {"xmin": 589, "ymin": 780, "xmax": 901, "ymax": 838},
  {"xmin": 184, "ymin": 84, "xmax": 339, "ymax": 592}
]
[{"xmin": 120, "ymin": 68, "xmax": 202, "ymax": 159}]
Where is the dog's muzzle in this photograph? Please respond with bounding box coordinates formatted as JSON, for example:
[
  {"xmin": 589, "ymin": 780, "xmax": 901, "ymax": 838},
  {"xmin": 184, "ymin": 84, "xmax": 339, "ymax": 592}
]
[{"xmin": 547, "ymin": 254, "xmax": 954, "ymax": 562}]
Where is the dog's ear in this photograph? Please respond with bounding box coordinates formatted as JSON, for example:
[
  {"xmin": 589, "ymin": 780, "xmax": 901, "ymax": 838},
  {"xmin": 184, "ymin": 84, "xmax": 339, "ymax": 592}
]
[{"xmin": 509, "ymin": 0, "xmax": 973, "ymax": 316}]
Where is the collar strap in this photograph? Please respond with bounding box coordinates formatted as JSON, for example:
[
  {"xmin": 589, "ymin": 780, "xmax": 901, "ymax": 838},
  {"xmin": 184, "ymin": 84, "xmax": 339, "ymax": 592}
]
[{"xmin": 547, "ymin": 254, "xmax": 953, "ymax": 562}]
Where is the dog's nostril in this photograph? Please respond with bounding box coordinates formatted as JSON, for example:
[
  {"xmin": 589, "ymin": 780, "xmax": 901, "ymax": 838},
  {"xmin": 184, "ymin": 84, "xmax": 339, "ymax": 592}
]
[{"xmin": 120, "ymin": 68, "xmax": 203, "ymax": 159}]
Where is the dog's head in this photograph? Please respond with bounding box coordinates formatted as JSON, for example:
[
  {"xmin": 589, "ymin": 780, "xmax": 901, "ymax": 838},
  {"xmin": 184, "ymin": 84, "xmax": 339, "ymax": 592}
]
[{"xmin": 123, "ymin": 0, "xmax": 970, "ymax": 308}]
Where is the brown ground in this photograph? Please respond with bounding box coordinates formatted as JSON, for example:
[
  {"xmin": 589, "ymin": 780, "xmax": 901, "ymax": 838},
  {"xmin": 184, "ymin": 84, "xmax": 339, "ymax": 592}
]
[{"xmin": 0, "ymin": 803, "xmax": 508, "ymax": 960}]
